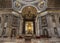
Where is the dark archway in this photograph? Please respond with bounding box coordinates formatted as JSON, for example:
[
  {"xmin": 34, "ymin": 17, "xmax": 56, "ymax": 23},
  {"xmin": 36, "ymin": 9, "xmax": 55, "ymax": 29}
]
[
  {"xmin": 43, "ymin": 29, "xmax": 49, "ymax": 37},
  {"xmin": 11, "ymin": 29, "xmax": 16, "ymax": 37},
  {"xmin": 22, "ymin": 6, "xmax": 37, "ymax": 35}
]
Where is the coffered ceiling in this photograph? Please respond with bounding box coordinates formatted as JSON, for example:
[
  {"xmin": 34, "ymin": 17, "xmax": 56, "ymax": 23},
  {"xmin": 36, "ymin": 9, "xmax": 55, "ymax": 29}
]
[
  {"xmin": 48, "ymin": 0, "xmax": 60, "ymax": 8},
  {"xmin": 0, "ymin": 0, "xmax": 60, "ymax": 9}
]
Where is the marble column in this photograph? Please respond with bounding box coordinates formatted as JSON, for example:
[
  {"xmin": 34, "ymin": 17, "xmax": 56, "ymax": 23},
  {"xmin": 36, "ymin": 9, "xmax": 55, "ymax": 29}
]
[
  {"xmin": 0, "ymin": 14, "xmax": 3, "ymax": 36},
  {"xmin": 54, "ymin": 13, "xmax": 60, "ymax": 37},
  {"xmin": 39, "ymin": 17, "xmax": 43, "ymax": 36},
  {"xmin": 47, "ymin": 14, "xmax": 55, "ymax": 37},
  {"xmin": 46, "ymin": 14, "xmax": 53, "ymax": 37},
  {"xmin": 6, "ymin": 14, "xmax": 13, "ymax": 37},
  {"xmin": 1, "ymin": 14, "xmax": 7, "ymax": 36},
  {"xmin": 35, "ymin": 16, "xmax": 40, "ymax": 36},
  {"xmin": 19, "ymin": 18, "xmax": 23, "ymax": 36}
]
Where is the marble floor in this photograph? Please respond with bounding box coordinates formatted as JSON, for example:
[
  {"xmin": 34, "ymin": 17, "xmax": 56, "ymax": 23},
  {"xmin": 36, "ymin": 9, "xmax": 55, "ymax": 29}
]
[{"xmin": 0, "ymin": 38, "xmax": 60, "ymax": 43}]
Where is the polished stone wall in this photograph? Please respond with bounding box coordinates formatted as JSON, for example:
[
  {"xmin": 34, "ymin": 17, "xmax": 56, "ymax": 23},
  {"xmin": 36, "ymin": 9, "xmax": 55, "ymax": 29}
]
[
  {"xmin": 0, "ymin": 10, "xmax": 60, "ymax": 38},
  {"xmin": 36, "ymin": 11, "xmax": 60, "ymax": 38}
]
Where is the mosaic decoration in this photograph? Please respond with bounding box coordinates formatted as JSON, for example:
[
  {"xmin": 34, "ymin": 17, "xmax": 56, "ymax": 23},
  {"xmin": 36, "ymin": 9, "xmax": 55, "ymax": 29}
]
[
  {"xmin": 12, "ymin": 0, "xmax": 47, "ymax": 12},
  {"xmin": 13, "ymin": 0, "xmax": 21, "ymax": 11}
]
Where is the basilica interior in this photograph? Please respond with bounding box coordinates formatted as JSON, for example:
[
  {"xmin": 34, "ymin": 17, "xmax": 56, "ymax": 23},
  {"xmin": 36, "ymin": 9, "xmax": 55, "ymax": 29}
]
[{"xmin": 0, "ymin": 0, "xmax": 60, "ymax": 43}]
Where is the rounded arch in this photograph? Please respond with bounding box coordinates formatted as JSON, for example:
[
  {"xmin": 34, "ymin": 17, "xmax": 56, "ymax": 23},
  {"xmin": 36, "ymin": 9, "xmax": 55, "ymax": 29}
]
[
  {"xmin": 43, "ymin": 29, "xmax": 49, "ymax": 36},
  {"xmin": 21, "ymin": 5, "xmax": 38, "ymax": 12},
  {"xmin": 21, "ymin": 5, "xmax": 38, "ymax": 18}
]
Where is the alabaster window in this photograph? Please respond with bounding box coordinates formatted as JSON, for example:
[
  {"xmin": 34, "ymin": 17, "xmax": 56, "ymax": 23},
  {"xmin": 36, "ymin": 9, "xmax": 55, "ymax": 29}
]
[{"xmin": 25, "ymin": 21, "xmax": 33, "ymax": 34}]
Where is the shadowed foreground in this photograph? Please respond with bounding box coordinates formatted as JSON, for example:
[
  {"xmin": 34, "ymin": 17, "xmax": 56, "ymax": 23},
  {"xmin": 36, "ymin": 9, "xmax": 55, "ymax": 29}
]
[{"xmin": 0, "ymin": 38, "xmax": 60, "ymax": 43}]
